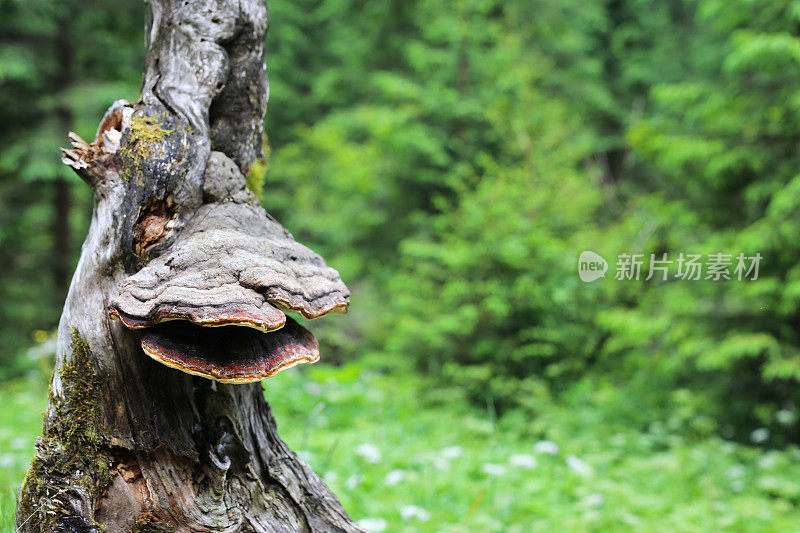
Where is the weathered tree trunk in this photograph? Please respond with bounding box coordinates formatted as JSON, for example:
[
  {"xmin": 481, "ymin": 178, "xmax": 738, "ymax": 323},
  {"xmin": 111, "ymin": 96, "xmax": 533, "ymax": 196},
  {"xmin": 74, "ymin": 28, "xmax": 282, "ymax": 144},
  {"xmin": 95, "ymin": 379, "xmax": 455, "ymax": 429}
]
[{"xmin": 16, "ymin": 1, "xmax": 362, "ymax": 531}]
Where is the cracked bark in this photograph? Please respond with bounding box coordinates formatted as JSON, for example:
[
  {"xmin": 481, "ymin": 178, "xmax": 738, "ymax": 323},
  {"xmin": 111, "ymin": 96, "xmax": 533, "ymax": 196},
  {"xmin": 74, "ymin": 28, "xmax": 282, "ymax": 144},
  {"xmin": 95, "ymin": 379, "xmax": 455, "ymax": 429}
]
[{"xmin": 16, "ymin": 1, "xmax": 362, "ymax": 531}]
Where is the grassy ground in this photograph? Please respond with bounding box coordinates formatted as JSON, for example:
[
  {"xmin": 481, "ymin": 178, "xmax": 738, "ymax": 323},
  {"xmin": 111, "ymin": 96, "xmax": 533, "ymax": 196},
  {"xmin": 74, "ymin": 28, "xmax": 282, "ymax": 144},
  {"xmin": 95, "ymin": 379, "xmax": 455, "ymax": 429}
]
[{"xmin": 3, "ymin": 363, "xmax": 800, "ymax": 532}]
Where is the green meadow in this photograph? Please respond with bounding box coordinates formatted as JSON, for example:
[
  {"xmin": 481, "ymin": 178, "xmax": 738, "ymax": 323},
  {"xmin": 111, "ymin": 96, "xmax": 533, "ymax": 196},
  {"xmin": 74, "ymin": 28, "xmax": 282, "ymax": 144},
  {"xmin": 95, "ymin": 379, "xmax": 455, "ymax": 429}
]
[{"xmin": 4, "ymin": 359, "xmax": 800, "ymax": 532}]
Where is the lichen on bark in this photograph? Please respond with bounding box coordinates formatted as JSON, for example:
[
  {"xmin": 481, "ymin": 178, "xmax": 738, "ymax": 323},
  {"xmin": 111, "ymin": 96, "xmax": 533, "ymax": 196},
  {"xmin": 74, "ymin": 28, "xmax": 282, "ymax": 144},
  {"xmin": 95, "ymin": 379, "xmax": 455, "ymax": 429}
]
[{"xmin": 117, "ymin": 113, "xmax": 176, "ymax": 185}]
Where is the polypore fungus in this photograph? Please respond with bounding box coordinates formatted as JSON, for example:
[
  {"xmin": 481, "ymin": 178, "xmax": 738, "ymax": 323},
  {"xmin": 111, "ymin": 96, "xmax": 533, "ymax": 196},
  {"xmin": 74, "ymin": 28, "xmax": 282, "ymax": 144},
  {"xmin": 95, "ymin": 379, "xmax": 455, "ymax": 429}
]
[
  {"xmin": 63, "ymin": 99, "xmax": 350, "ymax": 384},
  {"xmin": 108, "ymin": 148, "xmax": 349, "ymax": 382}
]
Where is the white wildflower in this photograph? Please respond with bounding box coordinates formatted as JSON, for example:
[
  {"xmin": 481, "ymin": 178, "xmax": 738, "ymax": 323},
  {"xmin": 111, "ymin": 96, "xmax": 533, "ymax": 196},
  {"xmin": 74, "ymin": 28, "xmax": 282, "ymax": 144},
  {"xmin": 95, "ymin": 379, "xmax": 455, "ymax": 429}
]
[
  {"xmin": 356, "ymin": 517, "xmax": 388, "ymax": 532},
  {"xmin": 399, "ymin": 505, "xmax": 431, "ymax": 522},
  {"xmin": 345, "ymin": 474, "xmax": 363, "ymax": 489},
  {"xmin": 384, "ymin": 469, "xmax": 406, "ymax": 486},
  {"xmin": 565, "ymin": 455, "xmax": 592, "ymax": 476},
  {"xmin": 750, "ymin": 428, "xmax": 769, "ymax": 444},
  {"xmin": 355, "ymin": 443, "xmax": 382, "ymax": 464},
  {"xmin": 622, "ymin": 513, "xmax": 641, "ymax": 525},
  {"xmin": 432, "ymin": 457, "xmax": 451, "ymax": 471},
  {"xmin": 440, "ymin": 445, "xmax": 463, "ymax": 459},
  {"xmin": 581, "ymin": 492, "xmax": 604, "ymax": 508},
  {"xmin": 776, "ymin": 409, "xmax": 796, "ymax": 425},
  {"xmin": 758, "ymin": 451, "xmax": 779, "ymax": 469},
  {"xmin": 509, "ymin": 453, "xmax": 537, "ymax": 470},
  {"xmin": 481, "ymin": 463, "xmax": 507, "ymax": 476},
  {"xmin": 725, "ymin": 464, "xmax": 746, "ymax": 479},
  {"xmin": 533, "ymin": 440, "xmax": 559, "ymax": 455}
]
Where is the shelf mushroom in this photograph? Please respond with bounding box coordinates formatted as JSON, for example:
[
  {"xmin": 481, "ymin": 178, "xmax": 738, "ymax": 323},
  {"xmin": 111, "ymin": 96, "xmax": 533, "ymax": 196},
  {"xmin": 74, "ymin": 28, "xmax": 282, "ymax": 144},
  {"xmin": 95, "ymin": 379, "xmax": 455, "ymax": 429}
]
[{"xmin": 108, "ymin": 148, "xmax": 349, "ymax": 383}]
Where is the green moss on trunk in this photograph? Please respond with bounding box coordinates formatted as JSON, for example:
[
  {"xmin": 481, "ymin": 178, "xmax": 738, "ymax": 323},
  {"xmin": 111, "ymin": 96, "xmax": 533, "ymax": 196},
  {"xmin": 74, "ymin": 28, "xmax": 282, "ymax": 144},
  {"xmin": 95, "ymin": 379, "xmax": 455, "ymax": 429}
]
[
  {"xmin": 118, "ymin": 114, "xmax": 174, "ymax": 184},
  {"xmin": 245, "ymin": 137, "xmax": 270, "ymax": 199},
  {"xmin": 16, "ymin": 329, "xmax": 112, "ymax": 532}
]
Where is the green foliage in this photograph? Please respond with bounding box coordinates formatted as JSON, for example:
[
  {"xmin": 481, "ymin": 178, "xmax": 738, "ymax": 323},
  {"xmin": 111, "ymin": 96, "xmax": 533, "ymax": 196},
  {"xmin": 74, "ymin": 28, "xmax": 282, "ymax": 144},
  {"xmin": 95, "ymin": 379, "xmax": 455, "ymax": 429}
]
[
  {"xmin": 385, "ymin": 104, "xmax": 603, "ymax": 410},
  {"xmin": 263, "ymin": 0, "xmax": 611, "ymax": 403},
  {"xmin": 260, "ymin": 0, "xmax": 800, "ymax": 443},
  {"xmin": 604, "ymin": 0, "xmax": 800, "ymax": 444},
  {"xmin": 0, "ymin": 0, "xmax": 143, "ymax": 366}
]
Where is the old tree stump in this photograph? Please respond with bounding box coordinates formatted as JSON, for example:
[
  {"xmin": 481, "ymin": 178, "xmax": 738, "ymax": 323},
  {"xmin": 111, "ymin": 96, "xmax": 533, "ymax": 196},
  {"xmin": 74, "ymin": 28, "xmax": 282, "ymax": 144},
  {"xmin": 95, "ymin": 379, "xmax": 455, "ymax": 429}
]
[{"xmin": 16, "ymin": 1, "xmax": 363, "ymax": 531}]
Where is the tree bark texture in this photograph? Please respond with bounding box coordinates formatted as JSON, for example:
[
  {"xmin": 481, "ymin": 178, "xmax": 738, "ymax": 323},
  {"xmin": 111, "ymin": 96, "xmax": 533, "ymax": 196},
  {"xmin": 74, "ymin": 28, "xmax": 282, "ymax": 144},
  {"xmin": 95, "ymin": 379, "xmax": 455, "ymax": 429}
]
[{"xmin": 16, "ymin": 1, "xmax": 362, "ymax": 531}]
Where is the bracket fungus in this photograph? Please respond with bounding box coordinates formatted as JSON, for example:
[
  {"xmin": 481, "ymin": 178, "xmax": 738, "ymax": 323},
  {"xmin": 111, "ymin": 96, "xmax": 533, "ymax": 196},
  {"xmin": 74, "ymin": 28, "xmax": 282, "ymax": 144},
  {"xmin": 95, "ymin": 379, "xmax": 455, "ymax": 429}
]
[
  {"xmin": 108, "ymin": 175, "xmax": 350, "ymax": 382},
  {"xmin": 67, "ymin": 101, "xmax": 350, "ymax": 383}
]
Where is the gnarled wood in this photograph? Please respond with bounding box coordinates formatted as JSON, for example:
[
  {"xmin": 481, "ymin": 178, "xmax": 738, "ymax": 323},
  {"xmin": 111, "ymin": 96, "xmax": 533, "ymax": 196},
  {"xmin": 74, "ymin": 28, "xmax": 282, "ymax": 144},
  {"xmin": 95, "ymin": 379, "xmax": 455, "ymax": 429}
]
[{"xmin": 16, "ymin": 1, "xmax": 362, "ymax": 531}]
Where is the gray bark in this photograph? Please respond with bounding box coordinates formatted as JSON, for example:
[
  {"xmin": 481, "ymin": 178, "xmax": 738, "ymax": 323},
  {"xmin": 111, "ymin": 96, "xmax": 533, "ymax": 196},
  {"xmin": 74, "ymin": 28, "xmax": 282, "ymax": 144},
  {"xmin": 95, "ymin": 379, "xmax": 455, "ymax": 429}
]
[{"xmin": 16, "ymin": 1, "xmax": 362, "ymax": 531}]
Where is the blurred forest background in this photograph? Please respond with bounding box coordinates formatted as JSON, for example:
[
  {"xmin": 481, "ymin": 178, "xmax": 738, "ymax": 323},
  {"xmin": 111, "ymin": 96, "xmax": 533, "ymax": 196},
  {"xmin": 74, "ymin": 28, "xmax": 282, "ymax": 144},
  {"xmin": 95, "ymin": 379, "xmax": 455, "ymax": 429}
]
[{"xmin": 4, "ymin": 0, "xmax": 800, "ymax": 530}]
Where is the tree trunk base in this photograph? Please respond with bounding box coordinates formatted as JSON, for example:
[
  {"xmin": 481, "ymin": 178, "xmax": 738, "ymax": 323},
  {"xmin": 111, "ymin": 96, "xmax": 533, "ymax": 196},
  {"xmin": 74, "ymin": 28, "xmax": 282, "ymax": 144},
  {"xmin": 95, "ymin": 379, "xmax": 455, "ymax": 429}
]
[{"xmin": 18, "ymin": 338, "xmax": 360, "ymax": 532}]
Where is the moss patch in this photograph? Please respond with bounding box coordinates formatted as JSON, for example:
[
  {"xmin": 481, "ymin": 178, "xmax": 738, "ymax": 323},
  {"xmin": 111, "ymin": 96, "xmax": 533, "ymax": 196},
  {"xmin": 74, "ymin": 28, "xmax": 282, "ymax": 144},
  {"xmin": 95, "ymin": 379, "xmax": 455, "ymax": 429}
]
[
  {"xmin": 245, "ymin": 137, "xmax": 270, "ymax": 199},
  {"xmin": 118, "ymin": 115, "xmax": 174, "ymax": 185},
  {"xmin": 128, "ymin": 115, "xmax": 173, "ymax": 145},
  {"xmin": 49, "ymin": 330, "xmax": 107, "ymax": 452},
  {"xmin": 16, "ymin": 329, "xmax": 112, "ymax": 532}
]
